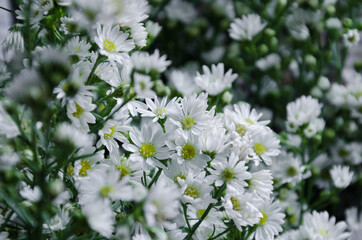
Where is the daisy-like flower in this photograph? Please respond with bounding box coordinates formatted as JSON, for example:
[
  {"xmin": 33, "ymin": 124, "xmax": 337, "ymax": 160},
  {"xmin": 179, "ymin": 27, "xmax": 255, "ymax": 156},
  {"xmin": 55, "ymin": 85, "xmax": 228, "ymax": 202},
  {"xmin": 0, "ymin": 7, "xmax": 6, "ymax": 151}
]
[
  {"xmin": 250, "ymin": 128, "xmax": 281, "ymax": 165},
  {"xmin": 143, "ymin": 176, "xmax": 181, "ymax": 228},
  {"xmin": 145, "ymin": 21, "xmax": 162, "ymax": 38},
  {"xmin": 198, "ymin": 126, "xmax": 230, "ymax": 160},
  {"xmin": 301, "ymin": 211, "xmax": 350, "ymax": 240},
  {"xmin": 223, "ymin": 187, "xmax": 262, "ymax": 229},
  {"xmin": 123, "ymin": 122, "xmax": 172, "ymax": 169},
  {"xmin": 0, "ymin": 103, "xmax": 19, "ymax": 138},
  {"xmin": 65, "ymin": 36, "xmax": 91, "ymax": 58},
  {"xmin": 59, "ymin": 17, "xmax": 79, "ymax": 35},
  {"xmin": 55, "ymin": 123, "xmax": 93, "ymax": 149},
  {"xmin": 194, "ymin": 63, "xmax": 237, "ymax": 96},
  {"xmin": 345, "ymin": 207, "xmax": 362, "ymax": 231},
  {"xmin": 169, "ymin": 93, "xmax": 212, "ymax": 135},
  {"xmin": 168, "ymin": 69, "xmax": 200, "ymax": 96},
  {"xmin": 247, "ymin": 170, "xmax": 273, "ymax": 200},
  {"xmin": 70, "ymin": 147, "xmax": 105, "ymax": 179},
  {"xmin": 66, "ymin": 98, "xmax": 96, "ymax": 132},
  {"xmin": 131, "ymin": 49, "xmax": 171, "ymax": 74},
  {"xmin": 134, "ymin": 73, "xmax": 156, "ymax": 99},
  {"xmin": 97, "ymin": 119, "xmax": 130, "ymax": 153},
  {"xmin": 253, "ymin": 199, "xmax": 285, "ymax": 240},
  {"xmin": 94, "ymin": 23, "xmax": 135, "ymax": 63},
  {"xmin": 207, "ymin": 152, "xmax": 251, "ymax": 190},
  {"xmin": 77, "ymin": 164, "xmax": 132, "ymax": 206},
  {"xmin": 180, "ymin": 171, "xmax": 215, "ymax": 205},
  {"xmin": 272, "ymin": 152, "xmax": 309, "ymax": 187},
  {"xmin": 229, "ymin": 14, "xmax": 267, "ymax": 41},
  {"xmin": 343, "ymin": 29, "xmax": 360, "ymax": 48},
  {"xmin": 330, "ymin": 165, "xmax": 354, "ymax": 189},
  {"xmin": 256, "ymin": 53, "xmax": 281, "ymax": 71},
  {"xmin": 137, "ymin": 97, "xmax": 178, "ymax": 122},
  {"xmin": 2, "ymin": 28, "xmax": 24, "ymax": 52},
  {"xmin": 167, "ymin": 133, "xmax": 210, "ymax": 171}
]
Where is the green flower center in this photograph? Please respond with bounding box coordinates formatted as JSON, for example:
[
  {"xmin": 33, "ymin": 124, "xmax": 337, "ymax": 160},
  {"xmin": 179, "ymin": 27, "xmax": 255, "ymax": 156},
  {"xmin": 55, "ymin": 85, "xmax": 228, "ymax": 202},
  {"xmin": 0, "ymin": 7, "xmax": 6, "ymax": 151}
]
[
  {"xmin": 103, "ymin": 39, "xmax": 116, "ymax": 53},
  {"xmin": 104, "ymin": 126, "xmax": 116, "ymax": 139},
  {"xmin": 254, "ymin": 143, "xmax": 267, "ymax": 155},
  {"xmin": 116, "ymin": 164, "xmax": 131, "ymax": 179},
  {"xmin": 221, "ymin": 168, "xmax": 235, "ymax": 181},
  {"xmin": 182, "ymin": 143, "xmax": 196, "ymax": 160},
  {"xmin": 235, "ymin": 124, "xmax": 247, "ymax": 136},
  {"xmin": 259, "ymin": 211, "xmax": 268, "ymax": 226},
  {"xmin": 154, "ymin": 107, "xmax": 166, "ymax": 116},
  {"xmin": 79, "ymin": 159, "xmax": 91, "ymax": 176},
  {"xmin": 184, "ymin": 185, "xmax": 200, "ymax": 199},
  {"xmin": 140, "ymin": 81, "xmax": 146, "ymax": 90},
  {"xmin": 287, "ymin": 166, "xmax": 298, "ymax": 177},
  {"xmin": 139, "ymin": 143, "xmax": 156, "ymax": 158},
  {"xmin": 181, "ymin": 116, "xmax": 195, "ymax": 130},
  {"xmin": 338, "ymin": 149, "xmax": 350, "ymax": 157},
  {"xmin": 72, "ymin": 102, "xmax": 84, "ymax": 118},
  {"xmin": 99, "ymin": 185, "xmax": 115, "ymax": 198},
  {"xmin": 231, "ymin": 196, "xmax": 242, "ymax": 211}
]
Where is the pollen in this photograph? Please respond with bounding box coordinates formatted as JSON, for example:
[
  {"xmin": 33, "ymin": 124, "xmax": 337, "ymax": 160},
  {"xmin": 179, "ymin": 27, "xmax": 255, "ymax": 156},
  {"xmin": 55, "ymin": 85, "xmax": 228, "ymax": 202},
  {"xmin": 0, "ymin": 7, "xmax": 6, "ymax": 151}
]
[
  {"xmin": 259, "ymin": 211, "xmax": 268, "ymax": 226},
  {"xmin": 79, "ymin": 159, "xmax": 91, "ymax": 176},
  {"xmin": 99, "ymin": 185, "xmax": 115, "ymax": 198},
  {"xmin": 154, "ymin": 107, "xmax": 166, "ymax": 117},
  {"xmin": 72, "ymin": 102, "xmax": 84, "ymax": 118},
  {"xmin": 117, "ymin": 164, "xmax": 131, "ymax": 179},
  {"xmin": 254, "ymin": 143, "xmax": 267, "ymax": 155},
  {"xmin": 235, "ymin": 124, "xmax": 247, "ymax": 136},
  {"xmin": 182, "ymin": 143, "xmax": 196, "ymax": 160},
  {"xmin": 221, "ymin": 168, "xmax": 235, "ymax": 181},
  {"xmin": 139, "ymin": 143, "xmax": 156, "ymax": 158},
  {"xmin": 181, "ymin": 116, "xmax": 195, "ymax": 130},
  {"xmin": 184, "ymin": 185, "xmax": 200, "ymax": 199},
  {"xmin": 230, "ymin": 196, "xmax": 242, "ymax": 211},
  {"xmin": 104, "ymin": 126, "xmax": 116, "ymax": 139},
  {"xmin": 103, "ymin": 39, "xmax": 116, "ymax": 53}
]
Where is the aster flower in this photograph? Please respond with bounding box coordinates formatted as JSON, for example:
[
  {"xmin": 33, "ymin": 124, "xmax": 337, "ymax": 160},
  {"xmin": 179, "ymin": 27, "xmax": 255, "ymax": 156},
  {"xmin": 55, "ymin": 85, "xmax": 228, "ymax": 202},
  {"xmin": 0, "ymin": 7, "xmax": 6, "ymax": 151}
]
[
  {"xmin": 250, "ymin": 128, "xmax": 281, "ymax": 165},
  {"xmin": 134, "ymin": 73, "xmax": 156, "ymax": 99},
  {"xmin": 66, "ymin": 98, "xmax": 96, "ymax": 132},
  {"xmin": 131, "ymin": 49, "xmax": 171, "ymax": 74},
  {"xmin": 343, "ymin": 29, "xmax": 360, "ymax": 47},
  {"xmin": 94, "ymin": 23, "xmax": 135, "ymax": 64},
  {"xmin": 330, "ymin": 165, "xmax": 354, "ymax": 189},
  {"xmin": 247, "ymin": 170, "xmax": 273, "ymax": 200},
  {"xmin": 194, "ymin": 63, "xmax": 237, "ymax": 96},
  {"xmin": 96, "ymin": 119, "xmax": 130, "ymax": 153},
  {"xmin": 167, "ymin": 69, "xmax": 200, "ymax": 96},
  {"xmin": 229, "ymin": 14, "xmax": 266, "ymax": 41},
  {"xmin": 136, "ymin": 97, "xmax": 178, "ymax": 122}
]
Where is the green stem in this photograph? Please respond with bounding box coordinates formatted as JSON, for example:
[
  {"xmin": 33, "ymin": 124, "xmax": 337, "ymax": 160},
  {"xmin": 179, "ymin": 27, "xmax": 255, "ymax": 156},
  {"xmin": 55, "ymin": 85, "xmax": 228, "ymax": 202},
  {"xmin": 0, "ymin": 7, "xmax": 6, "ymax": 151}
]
[
  {"xmin": 148, "ymin": 168, "xmax": 162, "ymax": 188},
  {"xmin": 182, "ymin": 203, "xmax": 192, "ymax": 230},
  {"xmin": 209, "ymin": 228, "xmax": 230, "ymax": 240}
]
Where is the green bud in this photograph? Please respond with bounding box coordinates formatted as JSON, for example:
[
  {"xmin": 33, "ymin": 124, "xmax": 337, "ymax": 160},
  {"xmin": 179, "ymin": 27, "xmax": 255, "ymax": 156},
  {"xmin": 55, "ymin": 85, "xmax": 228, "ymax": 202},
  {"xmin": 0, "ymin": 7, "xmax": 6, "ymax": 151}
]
[
  {"xmin": 308, "ymin": 0, "xmax": 318, "ymax": 9},
  {"xmin": 258, "ymin": 44, "xmax": 269, "ymax": 55},
  {"xmin": 185, "ymin": 26, "xmax": 199, "ymax": 37},
  {"xmin": 356, "ymin": 22, "xmax": 362, "ymax": 31},
  {"xmin": 354, "ymin": 60, "xmax": 362, "ymax": 71},
  {"xmin": 265, "ymin": 28, "xmax": 276, "ymax": 37},
  {"xmin": 324, "ymin": 128, "xmax": 335, "ymax": 140},
  {"xmin": 269, "ymin": 37, "xmax": 278, "ymax": 51},
  {"xmin": 311, "ymin": 166, "xmax": 321, "ymax": 177},
  {"xmin": 311, "ymin": 87, "xmax": 323, "ymax": 98},
  {"xmin": 48, "ymin": 179, "xmax": 64, "ymax": 197},
  {"xmin": 222, "ymin": 91, "xmax": 233, "ymax": 104},
  {"xmin": 279, "ymin": 188, "xmax": 289, "ymax": 200},
  {"xmin": 305, "ymin": 54, "xmax": 317, "ymax": 69},
  {"xmin": 277, "ymin": 0, "xmax": 287, "ymax": 12},
  {"xmin": 325, "ymin": 5, "xmax": 336, "ymax": 16},
  {"xmin": 320, "ymin": 190, "xmax": 330, "ymax": 199},
  {"xmin": 343, "ymin": 18, "xmax": 353, "ymax": 28}
]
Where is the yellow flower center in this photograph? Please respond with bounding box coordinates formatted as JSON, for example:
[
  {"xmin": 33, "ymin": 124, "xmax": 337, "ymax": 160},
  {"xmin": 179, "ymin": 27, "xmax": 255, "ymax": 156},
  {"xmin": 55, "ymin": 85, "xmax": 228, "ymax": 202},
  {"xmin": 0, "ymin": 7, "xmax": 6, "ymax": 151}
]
[
  {"xmin": 174, "ymin": 174, "xmax": 186, "ymax": 186},
  {"xmin": 99, "ymin": 185, "xmax": 115, "ymax": 198},
  {"xmin": 67, "ymin": 165, "xmax": 74, "ymax": 176},
  {"xmin": 221, "ymin": 168, "xmax": 235, "ymax": 181},
  {"xmin": 184, "ymin": 185, "xmax": 200, "ymax": 199},
  {"xmin": 103, "ymin": 40, "xmax": 116, "ymax": 53},
  {"xmin": 104, "ymin": 126, "xmax": 116, "ymax": 139},
  {"xmin": 72, "ymin": 102, "xmax": 84, "ymax": 118},
  {"xmin": 139, "ymin": 143, "xmax": 156, "ymax": 158},
  {"xmin": 254, "ymin": 143, "xmax": 267, "ymax": 155},
  {"xmin": 79, "ymin": 159, "xmax": 91, "ymax": 176},
  {"xmin": 116, "ymin": 164, "xmax": 131, "ymax": 179},
  {"xmin": 235, "ymin": 124, "xmax": 247, "ymax": 136},
  {"xmin": 181, "ymin": 116, "xmax": 195, "ymax": 130},
  {"xmin": 154, "ymin": 107, "xmax": 166, "ymax": 116},
  {"xmin": 231, "ymin": 196, "xmax": 242, "ymax": 211},
  {"xmin": 245, "ymin": 118, "xmax": 254, "ymax": 125},
  {"xmin": 197, "ymin": 209, "xmax": 206, "ymax": 218},
  {"xmin": 259, "ymin": 211, "xmax": 268, "ymax": 226},
  {"xmin": 182, "ymin": 143, "xmax": 196, "ymax": 160}
]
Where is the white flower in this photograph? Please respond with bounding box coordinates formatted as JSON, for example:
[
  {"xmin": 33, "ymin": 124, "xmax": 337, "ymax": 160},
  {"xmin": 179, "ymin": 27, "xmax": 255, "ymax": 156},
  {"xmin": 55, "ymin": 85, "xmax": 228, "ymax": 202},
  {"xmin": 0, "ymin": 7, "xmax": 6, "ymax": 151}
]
[
  {"xmin": 256, "ymin": 53, "xmax": 281, "ymax": 71},
  {"xmin": 330, "ymin": 165, "xmax": 354, "ymax": 189},
  {"xmin": 144, "ymin": 176, "xmax": 181, "ymax": 227},
  {"xmin": 272, "ymin": 152, "xmax": 309, "ymax": 186},
  {"xmin": 134, "ymin": 73, "xmax": 156, "ymax": 99},
  {"xmin": 55, "ymin": 123, "xmax": 93, "ymax": 149},
  {"xmin": 44, "ymin": 206, "xmax": 71, "ymax": 231},
  {"xmin": 65, "ymin": 36, "xmax": 91, "ymax": 57},
  {"xmin": 167, "ymin": 133, "xmax": 210, "ymax": 171},
  {"xmin": 137, "ymin": 97, "xmax": 178, "ymax": 122},
  {"xmin": 345, "ymin": 207, "xmax": 362, "ymax": 231},
  {"xmin": 167, "ymin": 69, "xmax": 200, "ymax": 96},
  {"xmin": 223, "ymin": 187, "xmax": 262, "ymax": 229},
  {"xmin": 301, "ymin": 211, "xmax": 350, "ymax": 240},
  {"xmin": 198, "ymin": 126, "xmax": 230, "ymax": 159},
  {"xmin": 129, "ymin": 22, "xmax": 148, "ymax": 48},
  {"xmin": 0, "ymin": 103, "xmax": 19, "ymax": 138},
  {"xmin": 250, "ymin": 128, "xmax": 281, "ymax": 165},
  {"xmin": 326, "ymin": 18, "xmax": 342, "ymax": 29},
  {"xmin": 229, "ymin": 14, "xmax": 266, "ymax": 41},
  {"xmin": 207, "ymin": 152, "xmax": 251, "ymax": 190},
  {"xmin": 247, "ymin": 170, "xmax": 273, "ymax": 200},
  {"xmin": 146, "ymin": 21, "xmax": 162, "ymax": 38},
  {"xmin": 19, "ymin": 183, "xmax": 42, "ymax": 202},
  {"xmin": 131, "ymin": 50, "xmax": 171, "ymax": 74},
  {"xmin": 2, "ymin": 29, "xmax": 24, "ymax": 52},
  {"xmin": 72, "ymin": 147, "xmax": 105, "ymax": 178},
  {"xmin": 289, "ymin": 23, "xmax": 309, "ymax": 41},
  {"xmin": 105, "ymin": 152, "xmax": 143, "ymax": 182},
  {"xmin": 123, "ymin": 122, "xmax": 171, "ymax": 169},
  {"xmin": 165, "ymin": 0, "xmax": 197, "ymax": 24},
  {"xmin": 169, "ymin": 93, "xmax": 212, "ymax": 135},
  {"xmin": 343, "ymin": 29, "xmax": 360, "ymax": 48},
  {"xmin": 180, "ymin": 171, "xmax": 214, "ymax": 205},
  {"xmin": 66, "ymin": 98, "xmax": 96, "ymax": 132},
  {"xmin": 195, "ymin": 63, "xmax": 237, "ymax": 96},
  {"xmin": 94, "ymin": 23, "xmax": 135, "ymax": 63},
  {"xmin": 97, "ymin": 119, "xmax": 131, "ymax": 153},
  {"xmin": 303, "ymin": 118, "xmax": 325, "ymax": 138},
  {"xmin": 253, "ymin": 199, "xmax": 285, "ymax": 240}
]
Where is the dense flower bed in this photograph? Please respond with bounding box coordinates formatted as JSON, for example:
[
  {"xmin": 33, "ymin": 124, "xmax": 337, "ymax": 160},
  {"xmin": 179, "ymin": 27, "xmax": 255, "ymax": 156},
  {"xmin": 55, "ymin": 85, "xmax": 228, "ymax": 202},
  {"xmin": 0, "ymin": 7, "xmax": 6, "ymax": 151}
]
[{"xmin": 0, "ymin": 0, "xmax": 361, "ymax": 239}]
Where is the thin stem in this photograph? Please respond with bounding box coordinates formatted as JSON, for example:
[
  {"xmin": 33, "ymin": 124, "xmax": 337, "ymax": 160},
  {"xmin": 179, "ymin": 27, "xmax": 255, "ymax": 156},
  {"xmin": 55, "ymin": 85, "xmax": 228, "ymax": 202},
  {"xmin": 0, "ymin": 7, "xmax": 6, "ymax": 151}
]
[
  {"xmin": 209, "ymin": 228, "xmax": 230, "ymax": 240},
  {"xmin": 148, "ymin": 168, "xmax": 162, "ymax": 188},
  {"xmin": 0, "ymin": 5, "xmax": 15, "ymax": 13},
  {"xmin": 182, "ymin": 203, "xmax": 192, "ymax": 230}
]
